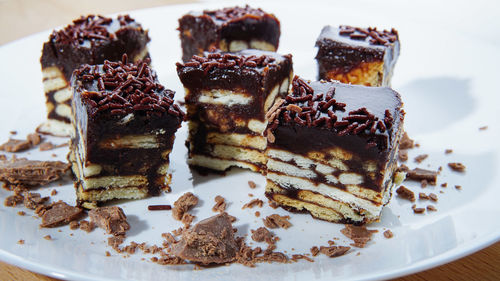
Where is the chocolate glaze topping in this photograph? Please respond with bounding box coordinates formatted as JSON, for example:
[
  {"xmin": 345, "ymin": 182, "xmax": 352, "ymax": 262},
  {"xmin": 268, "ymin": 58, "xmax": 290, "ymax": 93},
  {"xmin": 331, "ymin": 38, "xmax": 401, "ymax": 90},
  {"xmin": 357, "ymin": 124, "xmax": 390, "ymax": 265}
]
[
  {"xmin": 338, "ymin": 25, "xmax": 398, "ymax": 46},
  {"xmin": 203, "ymin": 5, "xmax": 268, "ymax": 23}
]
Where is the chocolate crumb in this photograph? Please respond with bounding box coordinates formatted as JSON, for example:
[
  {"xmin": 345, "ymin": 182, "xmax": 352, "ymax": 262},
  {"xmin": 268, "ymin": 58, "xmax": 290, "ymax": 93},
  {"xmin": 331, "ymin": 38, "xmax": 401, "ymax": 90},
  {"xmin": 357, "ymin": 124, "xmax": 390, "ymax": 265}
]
[
  {"xmin": 17, "ymin": 211, "xmax": 25, "ymax": 216},
  {"xmin": 441, "ymin": 182, "xmax": 448, "ymax": 188},
  {"xmin": 17, "ymin": 239, "xmax": 25, "ymax": 245},
  {"xmin": 429, "ymin": 193, "xmax": 438, "ymax": 202},
  {"xmin": 181, "ymin": 213, "xmax": 195, "ymax": 228},
  {"xmin": 263, "ymin": 214, "xmax": 292, "ymax": 229},
  {"xmin": 448, "ymin": 162, "xmax": 466, "ymax": 172},
  {"xmin": 148, "ymin": 204, "xmax": 172, "ymax": 211},
  {"xmin": 39, "ymin": 142, "xmax": 55, "ymax": 151},
  {"xmin": 413, "ymin": 207, "xmax": 425, "ymax": 214},
  {"xmin": 212, "ymin": 195, "xmax": 226, "ymax": 213},
  {"xmin": 251, "ymin": 227, "xmax": 274, "ymax": 243},
  {"xmin": 420, "ymin": 180, "xmax": 428, "ymax": 188},
  {"xmin": 399, "ymin": 132, "xmax": 414, "ymax": 149},
  {"xmin": 248, "ymin": 181, "xmax": 257, "ymax": 189},
  {"xmin": 69, "ymin": 221, "xmax": 80, "ymax": 230},
  {"xmin": 255, "ymin": 211, "xmax": 260, "ymax": 217},
  {"xmin": 291, "ymin": 254, "xmax": 314, "ymax": 262},
  {"xmin": 27, "ymin": 133, "xmax": 42, "ymax": 146},
  {"xmin": 242, "ymin": 199, "xmax": 263, "ymax": 209},
  {"xmin": 108, "ymin": 236, "xmax": 125, "ymax": 252},
  {"xmin": 23, "ymin": 192, "xmax": 49, "ymax": 210},
  {"xmin": 268, "ymin": 200, "xmax": 279, "ymax": 209},
  {"xmin": 41, "ymin": 201, "xmax": 83, "ymax": 228},
  {"xmin": 0, "ymin": 139, "xmax": 32, "ymax": 152},
  {"xmin": 172, "ymin": 227, "xmax": 183, "ymax": 237},
  {"xmin": 398, "ymin": 149, "xmax": 408, "ymax": 162},
  {"xmin": 43, "ymin": 235, "xmax": 52, "ymax": 240},
  {"xmin": 89, "ymin": 206, "xmax": 130, "ymax": 236},
  {"xmin": 340, "ymin": 225, "xmax": 377, "ymax": 248},
  {"xmin": 406, "ymin": 168, "xmax": 438, "ymax": 185},
  {"xmin": 79, "ymin": 220, "xmax": 95, "ymax": 232},
  {"xmin": 105, "ymin": 251, "xmax": 111, "ymax": 257},
  {"xmin": 427, "ymin": 205, "xmax": 437, "ymax": 212},
  {"xmin": 419, "ymin": 193, "xmax": 429, "ymax": 200},
  {"xmin": 4, "ymin": 195, "xmax": 23, "ymax": 207},
  {"xmin": 319, "ymin": 246, "xmax": 350, "ymax": 257},
  {"xmin": 172, "ymin": 192, "xmax": 198, "ymax": 221},
  {"xmin": 445, "ymin": 149, "xmax": 453, "ymax": 154},
  {"xmin": 310, "ymin": 246, "xmax": 320, "ymax": 257},
  {"xmin": 396, "ymin": 186, "xmax": 415, "ymax": 202},
  {"xmin": 414, "ymin": 154, "xmax": 428, "ymax": 163},
  {"xmin": 479, "ymin": 126, "xmax": 488, "ymax": 131},
  {"xmin": 248, "ymin": 193, "xmax": 254, "ymax": 197},
  {"xmin": 50, "ymin": 189, "xmax": 57, "ymax": 196},
  {"xmin": 383, "ymin": 230, "xmax": 394, "ymax": 238},
  {"xmin": 10, "ymin": 131, "xmax": 17, "ymax": 135},
  {"xmin": 455, "ymin": 185, "xmax": 462, "ymax": 190}
]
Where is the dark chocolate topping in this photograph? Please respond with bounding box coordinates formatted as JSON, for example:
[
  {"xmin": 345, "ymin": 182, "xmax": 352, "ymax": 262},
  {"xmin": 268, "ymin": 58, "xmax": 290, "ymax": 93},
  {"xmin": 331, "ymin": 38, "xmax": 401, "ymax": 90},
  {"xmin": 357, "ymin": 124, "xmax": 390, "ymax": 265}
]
[
  {"xmin": 203, "ymin": 5, "xmax": 269, "ymax": 23},
  {"xmin": 338, "ymin": 25, "xmax": 398, "ymax": 46},
  {"xmin": 73, "ymin": 55, "xmax": 185, "ymax": 119}
]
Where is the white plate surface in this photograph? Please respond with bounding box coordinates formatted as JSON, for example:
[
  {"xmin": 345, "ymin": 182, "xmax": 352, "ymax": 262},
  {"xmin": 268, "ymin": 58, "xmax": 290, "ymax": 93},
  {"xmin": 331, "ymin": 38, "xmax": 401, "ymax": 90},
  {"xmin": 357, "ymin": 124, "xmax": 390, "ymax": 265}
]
[{"xmin": 0, "ymin": 0, "xmax": 499, "ymax": 280}]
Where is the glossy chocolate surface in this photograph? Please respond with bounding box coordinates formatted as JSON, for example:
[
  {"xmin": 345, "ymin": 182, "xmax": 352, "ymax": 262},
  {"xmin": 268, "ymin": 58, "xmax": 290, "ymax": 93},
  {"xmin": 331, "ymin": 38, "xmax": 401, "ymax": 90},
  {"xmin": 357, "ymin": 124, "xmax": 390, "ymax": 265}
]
[
  {"xmin": 178, "ymin": 5, "xmax": 280, "ymax": 61},
  {"xmin": 41, "ymin": 15, "xmax": 150, "ymax": 81}
]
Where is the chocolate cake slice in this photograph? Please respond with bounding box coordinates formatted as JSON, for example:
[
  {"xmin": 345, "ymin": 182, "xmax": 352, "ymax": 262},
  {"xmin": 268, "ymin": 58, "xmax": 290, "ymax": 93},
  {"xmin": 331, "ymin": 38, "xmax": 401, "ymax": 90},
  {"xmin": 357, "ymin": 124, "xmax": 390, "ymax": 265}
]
[
  {"xmin": 265, "ymin": 77, "xmax": 405, "ymax": 224},
  {"xmin": 68, "ymin": 56, "xmax": 184, "ymax": 208},
  {"xmin": 39, "ymin": 15, "xmax": 150, "ymax": 136},
  {"xmin": 178, "ymin": 5, "xmax": 280, "ymax": 62},
  {"xmin": 315, "ymin": 25, "xmax": 399, "ymax": 87},
  {"xmin": 177, "ymin": 50, "xmax": 293, "ymax": 173}
]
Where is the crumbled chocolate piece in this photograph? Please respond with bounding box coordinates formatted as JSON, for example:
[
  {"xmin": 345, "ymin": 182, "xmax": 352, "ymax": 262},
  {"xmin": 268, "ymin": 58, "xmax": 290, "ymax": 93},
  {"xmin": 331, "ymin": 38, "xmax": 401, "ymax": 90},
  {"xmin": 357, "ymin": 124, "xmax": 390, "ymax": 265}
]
[
  {"xmin": 398, "ymin": 149, "xmax": 408, "ymax": 162},
  {"xmin": 414, "ymin": 154, "xmax": 428, "ymax": 163},
  {"xmin": 181, "ymin": 213, "xmax": 195, "ymax": 228},
  {"xmin": 248, "ymin": 181, "xmax": 257, "ymax": 189},
  {"xmin": 105, "ymin": 251, "xmax": 111, "ymax": 257},
  {"xmin": 172, "ymin": 192, "xmax": 199, "ymax": 221},
  {"xmin": 4, "ymin": 194, "xmax": 23, "ymax": 207},
  {"xmin": 39, "ymin": 142, "xmax": 55, "ymax": 151},
  {"xmin": 153, "ymin": 255, "xmax": 186, "ymax": 265},
  {"xmin": 172, "ymin": 227, "xmax": 183, "ymax": 237},
  {"xmin": 17, "ymin": 239, "xmax": 25, "ymax": 245},
  {"xmin": 0, "ymin": 157, "xmax": 70, "ymax": 186},
  {"xmin": 413, "ymin": 207, "xmax": 425, "ymax": 214},
  {"xmin": 291, "ymin": 254, "xmax": 314, "ymax": 262},
  {"xmin": 319, "ymin": 246, "xmax": 350, "ymax": 257},
  {"xmin": 448, "ymin": 162, "xmax": 466, "ymax": 172},
  {"xmin": 255, "ymin": 211, "xmax": 261, "ymax": 217},
  {"xmin": 399, "ymin": 132, "xmax": 414, "ymax": 149},
  {"xmin": 406, "ymin": 168, "xmax": 438, "ymax": 185},
  {"xmin": 310, "ymin": 246, "xmax": 320, "ymax": 257},
  {"xmin": 23, "ymin": 192, "xmax": 49, "ymax": 209},
  {"xmin": 427, "ymin": 205, "xmax": 437, "ymax": 212},
  {"xmin": 89, "ymin": 206, "xmax": 130, "ymax": 236},
  {"xmin": 340, "ymin": 225, "xmax": 377, "ymax": 248},
  {"xmin": 396, "ymin": 186, "xmax": 415, "ymax": 202},
  {"xmin": 79, "ymin": 220, "xmax": 95, "ymax": 232},
  {"xmin": 429, "ymin": 193, "xmax": 438, "ymax": 202},
  {"xmin": 212, "ymin": 195, "xmax": 226, "ymax": 213},
  {"xmin": 148, "ymin": 204, "xmax": 172, "ymax": 211},
  {"xmin": 263, "ymin": 214, "xmax": 292, "ymax": 229},
  {"xmin": 242, "ymin": 199, "xmax": 263, "ymax": 209},
  {"xmin": 479, "ymin": 126, "xmax": 488, "ymax": 131},
  {"xmin": 0, "ymin": 139, "xmax": 32, "ymax": 152},
  {"xmin": 419, "ymin": 193, "xmax": 429, "ymax": 200},
  {"xmin": 162, "ymin": 232, "xmax": 178, "ymax": 244},
  {"xmin": 108, "ymin": 236, "xmax": 125, "ymax": 252},
  {"xmin": 43, "ymin": 235, "xmax": 52, "ymax": 240},
  {"xmin": 251, "ymin": 227, "xmax": 274, "ymax": 243},
  {"xmin": 441, "ymin": 182, "xmax": 448, "ymax": 188},
  {"xmin": 17, "ymin": 211, "xmax": 25, "ymax": 216},
  {"xmin": 41, "ymin": 201, "xmax": 83, "ymax": 228},
  {"xmin": 268, "ymin": 200, "xmax": 279, "ymax": 209},
  {"xmin": 27, "ymin": 133, "xmax": 42, "ymax": 146},
  {"xmin": 171, "ymin": 213, "xmax": 238, "ymax": 264},
  {"xmin": 69, "ymin": 221, "xmax": 80, "ymax": 230},
  {"xmin": 383, "ymin": 230, "xmax": 394, "ymax": 238},
  {"xmin": 455, "ymin": 185, "xmax": 462, "ymax": 190},
  {"xmin": 445, "ymin": 149, "xmax": 453, "ymax": 154},
  {"xmin": 420, "ymin": 180, "xmax": 428, "ymax": 188}
]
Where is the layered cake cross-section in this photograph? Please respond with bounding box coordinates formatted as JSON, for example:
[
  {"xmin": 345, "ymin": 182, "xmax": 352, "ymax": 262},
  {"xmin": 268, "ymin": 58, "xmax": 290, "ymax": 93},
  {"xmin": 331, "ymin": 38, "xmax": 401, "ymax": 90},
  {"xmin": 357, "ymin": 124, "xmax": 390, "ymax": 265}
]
[
  {"xmin": 177, "ymin": 50, "xmax": 293, "ymax": 173},
  {"xmin": 265, "ymin": 76, "xmax": 405, "ymax": 224},
  {"xmin": 69, "ymin": 56, "xmax": 184, "ymax": 208},
  {"xmin": 315, "ymin": 25, "xmax": 400, "ymax": 87},
  {"xmin": 178, "ymin": 5, "xmax": 280, "ymax": 62},
  {"xmin": 39, "ymin": 15, "xmax": 151, "ymax": 136}
]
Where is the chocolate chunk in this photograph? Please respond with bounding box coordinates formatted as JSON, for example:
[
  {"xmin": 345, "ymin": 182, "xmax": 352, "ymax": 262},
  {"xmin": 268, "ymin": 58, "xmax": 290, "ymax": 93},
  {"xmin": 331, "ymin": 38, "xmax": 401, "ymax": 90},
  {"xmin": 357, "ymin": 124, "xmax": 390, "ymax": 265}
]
[
  {"xmin": 0, "ymin": 157, "xmax": 70, "ymax": 186},
  {"xmin": 448, "ymin": 162, "xmax": 466, "ymax": 172},
  {"xmin": 319, "ymin": 246, "xmax": 350, "ymax": 257},
  {"xmin": 340, "ymin": 225, "xmax": 377, "ymax": 248},
  {"xmin": 406, "ymin": 168, "xmax": 438, "ymax": 185},
  {"xmin": 383, "ymin": 229, "xmax": 394, "ymax": 238},
  {"xmin": 171, "ymin": 213, "xmax": 238, "ymax": 264},
  {"xmin": 399, "ymin": 132, "xmax": 414, "ymax": 149},
  {"xmin": 0, "ymin": 139, "xmax": 32, "ymax": 152},
  {"xmin": 242, "ymin": 199, "xmax": 264, "ymax": 209},
  {"xmin": 396, "ymin": 186, "xmax": 415, "ymax": 202},
  {"xmin": 251, "ymin": 227, "xmax": 274, "ymax": 243},
  {"xmin": 414, "ymin": 154, "xmax": 428, "ymax": 163},
  {"xmin": 172, "ymin": 192, "xmax": 199, "ymax": 221},
  {"xmin": 263, "ymin": 214, "xmax": 292, "ymax": 229},
  {"xmin": 41, "ymin": 201, "xmax": 83, "ymax": 228},
  {"xmin": 89, "ymin": 206, "xmax": 130, "ymax": 236},
  {"xmin": 27, "ymin": 133, "xmax": 42, "ymax": 146},
  {"xmin": 212, "ymin": 195, "xmax": 226, "ymax": 213}
]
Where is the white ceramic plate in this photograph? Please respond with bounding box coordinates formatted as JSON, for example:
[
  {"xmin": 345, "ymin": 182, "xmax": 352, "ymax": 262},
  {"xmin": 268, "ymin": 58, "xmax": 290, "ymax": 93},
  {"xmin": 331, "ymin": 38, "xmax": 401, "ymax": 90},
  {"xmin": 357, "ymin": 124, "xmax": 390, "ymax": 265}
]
[{"xmin": 1, "ymin": 0, "xmax": 499, "ymax": 280}]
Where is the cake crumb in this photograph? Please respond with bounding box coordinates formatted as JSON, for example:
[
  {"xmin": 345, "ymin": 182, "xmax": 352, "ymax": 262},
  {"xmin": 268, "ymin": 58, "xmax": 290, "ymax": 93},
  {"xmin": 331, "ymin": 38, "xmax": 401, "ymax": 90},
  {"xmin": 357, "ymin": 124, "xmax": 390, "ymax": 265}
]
[
  {"xmin": 27, "ymin": 133, "xmax": 42, "ymax": 146},
  {"xmin": 414, "ymin": 154, "xmax": 428, "ymax": 163},
  {"xmin": 212, "ymin": 195, "xmax": 227, "ymax": 213},
  {"xmin": 79, "ymin": 220, "xmax": 95, "ymax": 232},
  {"xmin": 263, "ymin": 214, "xmax": 292, "ymax": 229},
  {"xmin": 181, "ymin": 213, "xmax": 195, "ymax": 228},
  {"xmin": 396, "ymin": 186, "xmax": 415, "ymax": 202},
  {"xmin": 43, "ymin": 235, "xmax": 52, "ymax": 240},
  {"xmin": 9, "ymin": 131, "xmax": 17, "ymax": 135},
  {"xmin": 50, "ymin": 189, "xmax": 58, "ymax": 196},
  {"xmin": 251, "ymin": 227, "xmax": 274, "ymax": 243},
  {"xmin": 445, "ymin": 149, "xmax": 453, "ymax": 154},
  {"xmin": 268, "ymin": 200, "xmax": 279, "ymax": 209},
  {"xmin": 248, "ymin": 181, "xmax": 257, "ymax": 189},
  {"xmin": 242, "ymin": 199, "xmax": 263, "ymax": 209},
  {"xmin": 248, "ymin": 193, "xmax": 254, "ymax": 197},
  {"xmin": 448, "ymin": 162, "xmax": 466, "ymax": 172},
  {"xmin": 427, "ymin": 205, "xmax": 437, "ymax": 212},
  {"xmin": 383, "ymin": 230, "xmax": 394, "ymax": 238}
]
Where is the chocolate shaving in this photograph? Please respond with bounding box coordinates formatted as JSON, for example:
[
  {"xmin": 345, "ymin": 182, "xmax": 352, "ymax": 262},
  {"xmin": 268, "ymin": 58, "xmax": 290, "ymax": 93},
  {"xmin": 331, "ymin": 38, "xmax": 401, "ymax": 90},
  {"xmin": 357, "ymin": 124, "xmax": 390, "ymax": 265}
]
[
  {"xmin": 340, "ymin": 225, "xmax": 377, "ymax": 248},
  {"xmin": 148, "ymin": 204, "xmax": 172, "ymax": 211},
  {"xmin": 242, "ymin": 199, "xmax": 263, "ymax": 209},
  {"xmin": 40, "ymin": 201, "xmax": 83, "ymax": 228},
  {"xmin": 172, "ymin": 192, "xmax": 199, "ymax": 221},
  {"xmin": 319, "ymin": 246, "xmax": 350, "ymax": 257},
  {"xmin": 414, "ymin": 154, "xmax": 428, "ymax": 163},
  {"xmin": 263, "ymin": 214, "xmax": 292, "ymax": 229},
  {"xmin": 0, "ymin": 157, "xmax": 70, "ymax": 187},
  {"xmin": 339, "ymin": 25, "xmax": 398, "ymax": 46},
  {"xmin": 89, "ymin": 206, "xmax": 130, "ymax": 236},
  {"xmin": 251, "ymin": 227, "xmax": 274, "ymax": 244},
  {"xmin": 396, "ymin": 186, "xmax": 415, "ymax": 202},
  {"xmin": 212, "ymin": 195, "xmax": 226, "ymax": 213},
  {"xmin": 248, "ymin": 181, "xmax": 257, "ymax": 189},
  {"xmin": 398, "ymin": 149, "xmax": 408, "ymax": 162},
  {"xmin": 427, "ymin": 205, "xmax": 437, "ymax": 212},
  {"xmin": 291, "ymin": 254, "xmax": 314, "ymax": 262},
  {"xmin": 406, "ymin": 168, "xmax": 438, "ymax": 185},
  {"xmin": 413, "ymin": 207, "xmax": 425, "ymax": 214},
  {"xmin": 448, "ymin": 162, "xmax": 466, "ymax": 172},
  {"xmin": 204, "ymin": 5, "xmax": 267, "ymax": 22}
]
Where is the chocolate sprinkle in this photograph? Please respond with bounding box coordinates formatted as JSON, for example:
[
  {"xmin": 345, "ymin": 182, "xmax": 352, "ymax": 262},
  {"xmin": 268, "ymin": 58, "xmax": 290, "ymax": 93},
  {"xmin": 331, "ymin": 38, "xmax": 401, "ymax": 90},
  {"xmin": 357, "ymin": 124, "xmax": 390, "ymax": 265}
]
[
  {"xmin": 339, "ymin": 25, "xmax": 398, "ymax": 46},
  {"xmin": 203, "ymin": 5, "xmax": 267, "ymax": 22}
]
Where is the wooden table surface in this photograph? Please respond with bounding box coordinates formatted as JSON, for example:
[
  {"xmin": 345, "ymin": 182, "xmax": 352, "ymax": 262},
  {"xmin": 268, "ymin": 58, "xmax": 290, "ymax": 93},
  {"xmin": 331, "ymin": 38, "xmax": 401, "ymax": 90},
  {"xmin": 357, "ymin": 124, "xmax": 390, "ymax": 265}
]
[{"xmin": 1, "ymin": 0, "xmax": 499, "ymax": 280}]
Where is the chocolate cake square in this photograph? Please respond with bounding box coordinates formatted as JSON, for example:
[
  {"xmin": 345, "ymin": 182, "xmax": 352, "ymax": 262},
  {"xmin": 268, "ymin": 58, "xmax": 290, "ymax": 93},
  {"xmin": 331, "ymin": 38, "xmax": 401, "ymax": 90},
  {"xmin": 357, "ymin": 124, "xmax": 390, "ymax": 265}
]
[
  {"xmin": 39, "ymin": 15, "xmax": 150, "ymax": 136},
  {"xmin": 177, "ymin": 50, "xmax": 293, "ymax": 172},
  {"xmin": 315, "ymin": 25, "xmax": 399, "ymax": 87},
  {"xmin": 178, "ymin": 5, "xmax": 280, "ymax": 62},
  {"xmin": 265, "ymin": 76, "xmax": 405, "ymax": 224},
  {"xmin": 68, "ymin": 56, "xmax": 184, "ymax": 208}
]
